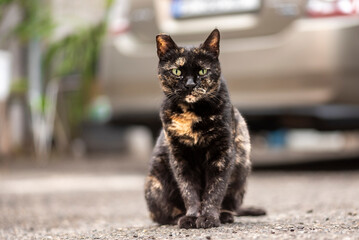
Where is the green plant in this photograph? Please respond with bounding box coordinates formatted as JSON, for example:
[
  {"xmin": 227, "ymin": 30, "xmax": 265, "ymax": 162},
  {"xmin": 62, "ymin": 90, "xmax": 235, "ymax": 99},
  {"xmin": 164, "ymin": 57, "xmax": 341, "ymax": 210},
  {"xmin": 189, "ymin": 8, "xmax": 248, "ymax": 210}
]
[
  {"xmin": 1, "ymin": 0, "xmax": 114, "ymax": 155},
  {"xmin": 10, "ymin": 78, "xmax": 28, "ymax": 94},
  {"xmin": 42, "ymin": 1, "xmax": 112, "ymax": 135},
  {"xmin": 0, "ymin": 0, "xmax": 54, "ymax": 42}
]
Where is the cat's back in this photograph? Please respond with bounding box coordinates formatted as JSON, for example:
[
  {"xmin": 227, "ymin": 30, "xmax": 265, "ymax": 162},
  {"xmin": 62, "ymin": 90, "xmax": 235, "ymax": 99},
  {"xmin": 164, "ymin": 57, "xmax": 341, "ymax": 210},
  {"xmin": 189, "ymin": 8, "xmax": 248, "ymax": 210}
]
[
  {"xmin": 232, "ymin": 107, "xmax": 251, "ymax": 166},
  {"xmin": 148, "ymin": 129, "xmax": 171, "ymax": 171}
]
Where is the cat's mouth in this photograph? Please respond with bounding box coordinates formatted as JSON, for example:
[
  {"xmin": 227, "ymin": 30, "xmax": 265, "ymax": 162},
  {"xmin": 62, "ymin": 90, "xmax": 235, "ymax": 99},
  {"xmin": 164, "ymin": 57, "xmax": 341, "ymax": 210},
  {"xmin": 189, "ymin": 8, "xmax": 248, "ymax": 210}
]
[{"xmin": 184, "ymin": 88, "xmax": 207, "ymax": 103}]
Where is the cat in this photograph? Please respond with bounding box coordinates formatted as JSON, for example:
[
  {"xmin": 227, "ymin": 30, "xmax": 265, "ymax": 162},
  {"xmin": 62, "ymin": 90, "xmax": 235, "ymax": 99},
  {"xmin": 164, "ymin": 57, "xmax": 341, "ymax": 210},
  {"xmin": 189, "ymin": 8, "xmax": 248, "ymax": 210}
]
[{"xmin": 145, "ymin": 29, "xmax": 265, "ymax": 229}]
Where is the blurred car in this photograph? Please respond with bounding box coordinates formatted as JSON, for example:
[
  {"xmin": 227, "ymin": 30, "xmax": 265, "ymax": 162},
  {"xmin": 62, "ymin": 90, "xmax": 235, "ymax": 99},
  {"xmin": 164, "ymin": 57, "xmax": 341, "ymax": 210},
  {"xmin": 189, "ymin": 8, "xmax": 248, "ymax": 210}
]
[{"xmin": 99, "ymin": 0, "xmax": 359, "ymax": 164}]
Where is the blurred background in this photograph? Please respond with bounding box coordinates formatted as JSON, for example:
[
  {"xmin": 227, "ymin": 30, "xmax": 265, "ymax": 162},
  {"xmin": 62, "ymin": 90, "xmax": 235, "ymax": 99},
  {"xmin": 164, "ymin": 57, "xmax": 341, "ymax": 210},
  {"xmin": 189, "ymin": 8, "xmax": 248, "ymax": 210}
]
[{"xmin": 1, "ymin": 0, "xmax": 359, "ymax": 168}]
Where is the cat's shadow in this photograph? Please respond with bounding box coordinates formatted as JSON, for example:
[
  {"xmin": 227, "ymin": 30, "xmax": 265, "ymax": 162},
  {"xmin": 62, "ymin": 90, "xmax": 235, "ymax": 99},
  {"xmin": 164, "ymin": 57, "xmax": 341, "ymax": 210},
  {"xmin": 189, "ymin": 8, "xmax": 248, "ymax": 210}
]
[{"xmin": 146, "ymin": 216, "xmax": 270, "ymax": 230}]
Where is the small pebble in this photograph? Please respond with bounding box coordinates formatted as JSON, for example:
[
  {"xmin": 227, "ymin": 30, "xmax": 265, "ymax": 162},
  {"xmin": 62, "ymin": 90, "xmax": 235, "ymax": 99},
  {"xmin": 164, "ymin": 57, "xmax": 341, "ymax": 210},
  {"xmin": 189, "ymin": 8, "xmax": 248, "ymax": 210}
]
[
  {"xmin": 206, "ymin": 236, "xmax": 211, "ymax": 240},
  {"xmin": 307, "ymin": 209, "xmax": 313, "ymax": 214}
]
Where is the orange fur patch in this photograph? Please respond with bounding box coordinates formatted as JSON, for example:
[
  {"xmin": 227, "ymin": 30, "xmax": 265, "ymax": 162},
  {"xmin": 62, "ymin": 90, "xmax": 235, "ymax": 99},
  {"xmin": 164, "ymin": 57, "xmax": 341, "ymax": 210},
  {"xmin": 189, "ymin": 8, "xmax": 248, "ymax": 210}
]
[
  {"xmin": 157, "ymin": 38, "xmax": 168, "ymax": 55},
  {"xmin": 171, "ymin": 207, "xmax": 183, "ymax": 218},
  {"xmin": 146, "ymin": 175, "xmax": 163, "ymax": 191},
  {"xmin": 168, "ymin": 111, "xmax": 201, "ymax": 144}
]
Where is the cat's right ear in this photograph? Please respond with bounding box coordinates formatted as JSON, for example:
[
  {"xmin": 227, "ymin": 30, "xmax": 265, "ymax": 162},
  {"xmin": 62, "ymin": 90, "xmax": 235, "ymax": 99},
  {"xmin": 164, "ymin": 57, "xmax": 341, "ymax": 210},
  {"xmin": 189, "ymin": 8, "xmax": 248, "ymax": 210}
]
[
  {"xmin": 156, "ymin": 34, "xmax": 178, "ymax": 58},
  {"xmin": 201, "ymin": 29, "xmax": 220, "ymax": 58}
]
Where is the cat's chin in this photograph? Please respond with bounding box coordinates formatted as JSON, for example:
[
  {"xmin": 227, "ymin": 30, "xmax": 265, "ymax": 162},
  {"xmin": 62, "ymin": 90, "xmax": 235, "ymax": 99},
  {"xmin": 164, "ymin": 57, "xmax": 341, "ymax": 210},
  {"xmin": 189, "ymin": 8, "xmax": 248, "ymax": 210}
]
[{"xmin": 185, "ymin": 95, "xmax": 199, "ymax": 103}]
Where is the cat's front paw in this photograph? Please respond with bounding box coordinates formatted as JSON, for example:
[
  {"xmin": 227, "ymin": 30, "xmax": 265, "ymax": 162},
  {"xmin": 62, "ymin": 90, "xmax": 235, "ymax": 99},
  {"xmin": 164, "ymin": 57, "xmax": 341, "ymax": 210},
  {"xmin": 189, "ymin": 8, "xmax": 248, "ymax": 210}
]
[
  {"xmin": 196, "ymin": 214, "xmax": 220, "ymax": 229},
  {"xmin": 178, "ymin": 216, "xmax": 197, "ymax": 229}
]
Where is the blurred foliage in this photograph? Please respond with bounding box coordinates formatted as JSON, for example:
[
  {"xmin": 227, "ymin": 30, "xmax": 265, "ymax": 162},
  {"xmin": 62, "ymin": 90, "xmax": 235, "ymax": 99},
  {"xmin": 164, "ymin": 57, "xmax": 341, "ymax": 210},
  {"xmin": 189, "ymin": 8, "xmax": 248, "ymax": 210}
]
[
  {"xmin": 0, "ymin": 0, "xmax": 14, "ymax": 4},
  {"xmin": 43, "ymin": 0, "xmax": 113, "ymax": 135},
  {"xmin": 43, "ymin": 21, "xmax": 108, "ymax": 133},
  {"xmin": 14, "ymin": 0, "xmax": 54, "ymax": 41},
  {"xmin": 0, "ymin": 0, "xmax": 54, "ymax": 41},
  {"xmin": 44, "ymin": 23, "xmax": 106, "ymax": 81},
  {"xmin": 1, "ymin": 0, "xmax": 113, "ymax": 140},
  {"xmin": 0, "ymin": 0, "xmax": 15, "ymax": 18},
  {"xmin": 10, "ymin": 78, "xmax": 28, "ymax": 94},
  {"xmin": 32, "ymin": 94, "xmax": 50, "ymax": 113}
]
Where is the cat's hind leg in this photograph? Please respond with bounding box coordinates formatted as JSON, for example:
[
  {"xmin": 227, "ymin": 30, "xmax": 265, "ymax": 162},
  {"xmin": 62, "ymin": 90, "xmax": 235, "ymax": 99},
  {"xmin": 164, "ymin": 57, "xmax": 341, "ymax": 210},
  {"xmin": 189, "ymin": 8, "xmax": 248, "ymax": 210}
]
[
  {"xmin": 220, "ymin": 186, "xmax": 244, "ymax": 224},
  {"xmin": 220, "ymin": 162, "xmax": 249, "ymax": 224},
  {"xmin": 145, "ymin": 131, "xmax": 186, "ymax": 225},
  {"xmin": 221, "ymin": 178, "xmax": 266, "ymax": 223},
  {"xmin": 145, "ymin": 173, "xmax": 185, "ymax": 225},
  {"xmin": 221, "ymin": 164, "xmax": 265, "ymax": 224}
]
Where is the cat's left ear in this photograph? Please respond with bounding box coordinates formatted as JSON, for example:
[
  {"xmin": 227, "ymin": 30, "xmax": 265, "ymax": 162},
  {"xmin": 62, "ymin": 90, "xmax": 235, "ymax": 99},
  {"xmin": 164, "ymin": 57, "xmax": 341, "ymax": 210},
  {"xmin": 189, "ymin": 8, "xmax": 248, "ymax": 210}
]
[
  {"xmin": 201, "ymin": 29, "xmax": 220, "ymax": 58},
  {"xmin": 156, "ymin": 34, "xmax": 178, "ymax": 58}
]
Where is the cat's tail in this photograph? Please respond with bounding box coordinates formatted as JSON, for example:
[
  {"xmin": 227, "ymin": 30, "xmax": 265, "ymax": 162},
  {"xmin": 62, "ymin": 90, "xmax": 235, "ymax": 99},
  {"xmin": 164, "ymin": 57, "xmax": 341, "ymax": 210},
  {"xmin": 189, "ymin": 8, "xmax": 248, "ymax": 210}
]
[{"xmin": 236, "ymin": 207, "xmax": 266, "ymax": 216}]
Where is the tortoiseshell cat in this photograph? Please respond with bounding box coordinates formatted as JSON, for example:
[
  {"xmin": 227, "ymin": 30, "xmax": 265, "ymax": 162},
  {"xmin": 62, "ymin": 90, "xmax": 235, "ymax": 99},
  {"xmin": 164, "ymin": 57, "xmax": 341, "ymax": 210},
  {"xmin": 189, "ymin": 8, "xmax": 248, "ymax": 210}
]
[{"xmin": 145, "ymin": 29, "xmax": 265, "ymax": 229}]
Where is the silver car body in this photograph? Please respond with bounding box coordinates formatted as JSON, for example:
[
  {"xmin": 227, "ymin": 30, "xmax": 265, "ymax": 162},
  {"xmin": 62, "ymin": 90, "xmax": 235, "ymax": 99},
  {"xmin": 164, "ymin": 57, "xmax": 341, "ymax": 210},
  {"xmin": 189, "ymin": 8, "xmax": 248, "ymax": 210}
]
[{"xmin": 100, "ymin": 0, "xmax": 359, "ymax": 116}]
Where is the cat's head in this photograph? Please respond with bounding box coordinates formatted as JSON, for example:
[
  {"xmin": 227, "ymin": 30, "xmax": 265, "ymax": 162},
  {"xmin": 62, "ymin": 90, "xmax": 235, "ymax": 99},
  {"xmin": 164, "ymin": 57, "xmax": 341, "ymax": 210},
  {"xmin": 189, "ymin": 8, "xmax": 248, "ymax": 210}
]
[{"xmin": 156, "ymin": 29, "xmax": 221, "ymax": 103}]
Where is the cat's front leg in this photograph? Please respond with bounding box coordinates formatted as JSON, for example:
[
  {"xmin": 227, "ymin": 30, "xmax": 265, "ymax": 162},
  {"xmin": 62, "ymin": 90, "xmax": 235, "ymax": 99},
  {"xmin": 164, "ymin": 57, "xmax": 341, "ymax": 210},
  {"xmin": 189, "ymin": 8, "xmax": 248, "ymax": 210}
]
[
  {"xmin": 169, "ymin": 154, "xmax": 201, "ymax": 229},
  {"xmin": 196, "ymin": 149, "xmax": 233, "ymax": 228}
]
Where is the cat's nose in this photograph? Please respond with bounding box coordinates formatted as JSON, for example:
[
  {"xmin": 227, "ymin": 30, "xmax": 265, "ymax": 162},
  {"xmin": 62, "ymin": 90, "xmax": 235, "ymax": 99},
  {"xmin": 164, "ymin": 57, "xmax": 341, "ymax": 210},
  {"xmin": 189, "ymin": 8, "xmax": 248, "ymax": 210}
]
[{"xmin": 185, "ymin": 78, "xmax": 196, "ymax": 89}]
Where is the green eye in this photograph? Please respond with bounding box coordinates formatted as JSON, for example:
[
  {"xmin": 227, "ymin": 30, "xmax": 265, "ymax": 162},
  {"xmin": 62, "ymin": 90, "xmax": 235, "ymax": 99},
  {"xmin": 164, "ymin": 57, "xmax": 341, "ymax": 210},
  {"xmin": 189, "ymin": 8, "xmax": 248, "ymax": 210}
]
[
  {"xmin": 199, "ymin": 69, "xmax": 207, "ymax": 76},
  {"xmin": 172, "ymin": 68, "xmax": 181, "ymax": 76}
]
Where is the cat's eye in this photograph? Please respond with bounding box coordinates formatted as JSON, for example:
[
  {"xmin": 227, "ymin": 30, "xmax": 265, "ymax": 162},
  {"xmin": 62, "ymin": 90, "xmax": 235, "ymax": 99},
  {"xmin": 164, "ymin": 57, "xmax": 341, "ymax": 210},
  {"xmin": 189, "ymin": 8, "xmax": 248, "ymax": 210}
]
[
  {"xmin": 199, "ymin": 69, "xmax": 208, "ymax": 76},
  {"xmin": 172, "ymin": 68, "xmax": 181, "ymax": 76}
]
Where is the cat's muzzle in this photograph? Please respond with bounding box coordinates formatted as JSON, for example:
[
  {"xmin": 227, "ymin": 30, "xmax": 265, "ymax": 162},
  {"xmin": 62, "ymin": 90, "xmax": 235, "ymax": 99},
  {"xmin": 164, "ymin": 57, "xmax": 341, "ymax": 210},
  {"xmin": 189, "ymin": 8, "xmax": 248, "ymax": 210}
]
[{"xmin": 185, "ymin": 78, "xmax": 196, "ymax": 89}]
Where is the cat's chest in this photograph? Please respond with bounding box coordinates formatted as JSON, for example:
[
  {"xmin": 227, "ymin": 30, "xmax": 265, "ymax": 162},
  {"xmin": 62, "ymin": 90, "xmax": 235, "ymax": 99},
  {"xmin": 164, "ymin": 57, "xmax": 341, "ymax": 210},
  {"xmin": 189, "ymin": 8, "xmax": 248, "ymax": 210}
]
[{"xmin": 164, "ymin": 107, "xmax": 218, "ymax": 146}]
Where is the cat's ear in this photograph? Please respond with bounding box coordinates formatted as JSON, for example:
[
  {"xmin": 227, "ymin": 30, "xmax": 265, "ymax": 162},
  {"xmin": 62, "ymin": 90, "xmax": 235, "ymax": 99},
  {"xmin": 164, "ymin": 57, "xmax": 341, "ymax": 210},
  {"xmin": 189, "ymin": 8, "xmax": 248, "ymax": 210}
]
[
  {"xmin": 156, "ymin": 34, "xmax": 178, "ymax": 58},
  {"xmin": 201, "ymin": 29, "xmax": 220, "ymax": 57}
]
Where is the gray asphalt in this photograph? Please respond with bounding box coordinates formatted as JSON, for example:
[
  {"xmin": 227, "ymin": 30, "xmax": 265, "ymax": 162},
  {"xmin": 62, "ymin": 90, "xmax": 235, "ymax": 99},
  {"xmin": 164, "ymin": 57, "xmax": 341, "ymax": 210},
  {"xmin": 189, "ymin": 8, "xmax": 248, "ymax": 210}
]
[{"xmin": 0, "ymin": 159, "xmax": 358, "ymax": 240}]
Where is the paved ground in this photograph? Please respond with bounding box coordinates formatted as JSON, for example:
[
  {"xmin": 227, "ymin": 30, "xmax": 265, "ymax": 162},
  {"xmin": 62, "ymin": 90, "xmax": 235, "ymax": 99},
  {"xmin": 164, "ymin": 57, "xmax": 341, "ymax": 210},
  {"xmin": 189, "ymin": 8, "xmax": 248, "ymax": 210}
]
[{"xmin": 0, "ymin": 158, "xmax": 358, "ymax": 239}]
